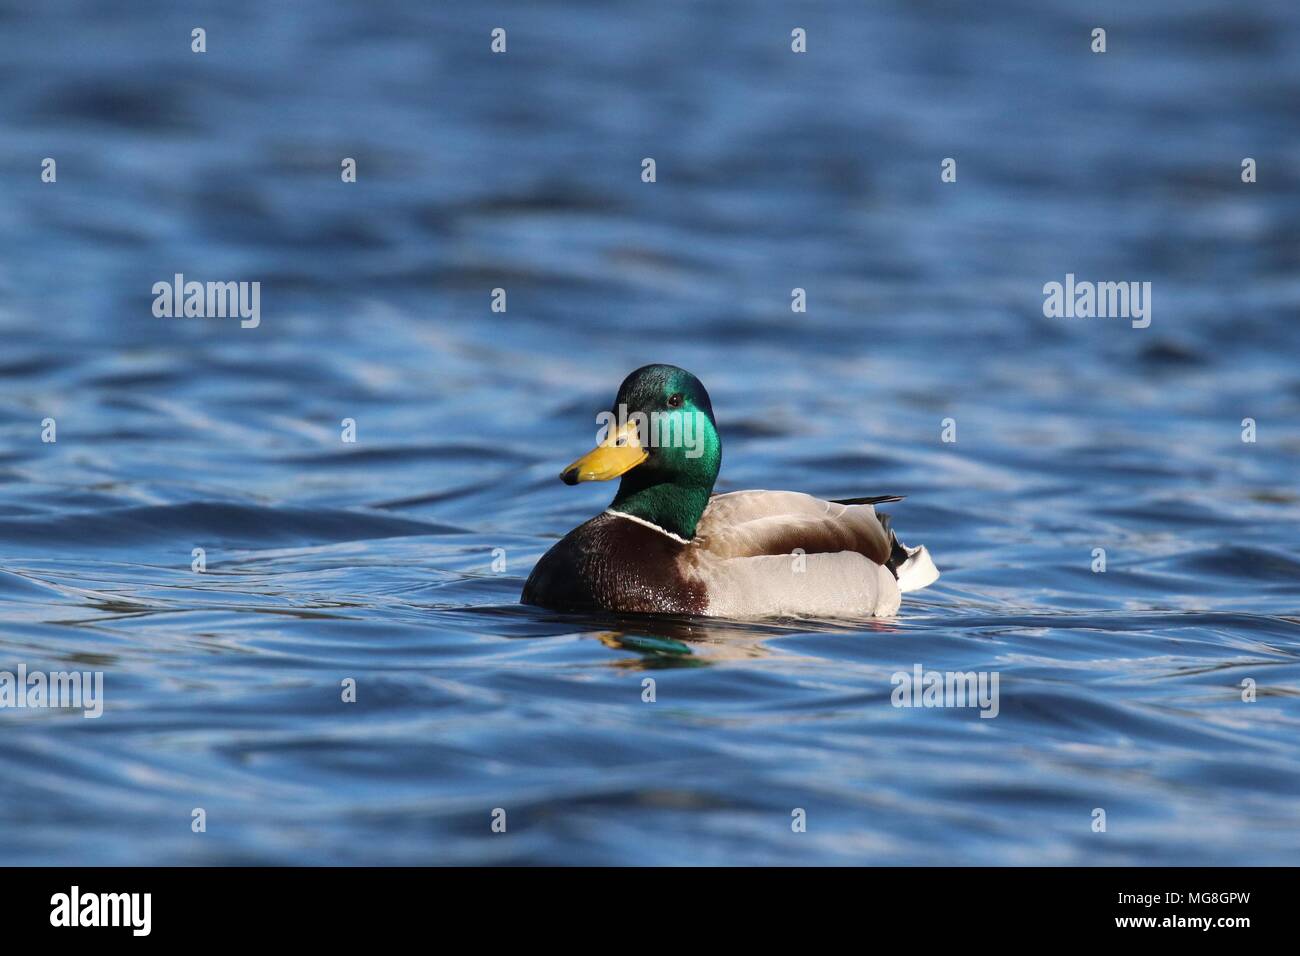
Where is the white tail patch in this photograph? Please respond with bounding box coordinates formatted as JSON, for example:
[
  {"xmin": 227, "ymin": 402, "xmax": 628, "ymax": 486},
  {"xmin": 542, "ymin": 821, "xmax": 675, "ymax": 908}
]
[{"xmin": 896, "ymin": 545, "xmax": 939, "ymax": 593}]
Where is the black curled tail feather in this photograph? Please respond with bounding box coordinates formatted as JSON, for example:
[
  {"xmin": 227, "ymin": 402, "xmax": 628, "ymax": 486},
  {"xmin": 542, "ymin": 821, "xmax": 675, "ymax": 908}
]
[
  {"xmin": 874, "ymin": 511, "xmax": 910, "ymax": 578},
  {"xmin": 832, "ymin": 495, "xmax": 909, "ymax": 576}
]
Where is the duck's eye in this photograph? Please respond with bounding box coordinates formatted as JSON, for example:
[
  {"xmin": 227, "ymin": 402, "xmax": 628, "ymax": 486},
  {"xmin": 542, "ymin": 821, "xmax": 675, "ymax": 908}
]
[{"xmin": 667, "ymin": 393, "xmax": 683, "ymax": 408}]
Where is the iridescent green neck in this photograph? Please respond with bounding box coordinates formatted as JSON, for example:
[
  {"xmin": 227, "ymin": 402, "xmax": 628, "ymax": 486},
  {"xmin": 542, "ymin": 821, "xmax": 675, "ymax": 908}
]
[
  {"xmin": 610, "ymin": 477, "xmax": 714, "ymax": 540},
  {"xmin": 609, "ymin": 429, "xmax": 721, "ymax": 540}
]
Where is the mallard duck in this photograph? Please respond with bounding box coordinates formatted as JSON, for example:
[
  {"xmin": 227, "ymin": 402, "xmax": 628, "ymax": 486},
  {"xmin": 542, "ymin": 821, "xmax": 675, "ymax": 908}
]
[{"xmin": 521, "ymin": 365, "xmax": 938, "ymax": 618}]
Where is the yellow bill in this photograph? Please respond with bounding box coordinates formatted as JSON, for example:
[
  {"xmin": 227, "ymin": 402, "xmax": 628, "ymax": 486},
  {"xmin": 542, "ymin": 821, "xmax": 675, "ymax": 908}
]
[{"xmin": 560, "ymin": 420, "xmax": 648, "ymax": 484}]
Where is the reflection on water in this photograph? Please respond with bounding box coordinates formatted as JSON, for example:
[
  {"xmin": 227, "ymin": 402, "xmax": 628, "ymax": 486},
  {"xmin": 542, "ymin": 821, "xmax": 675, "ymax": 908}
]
[{"xmin": 1, "ymin": 0, "xmax": 1299, "ymax": 864}]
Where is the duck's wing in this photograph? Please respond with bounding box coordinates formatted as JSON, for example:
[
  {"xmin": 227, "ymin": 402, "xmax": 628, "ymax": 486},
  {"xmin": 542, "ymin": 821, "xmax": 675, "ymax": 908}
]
[{"xmin": 694, "ymin": 490, "xmax": 894, "ymax": 565}]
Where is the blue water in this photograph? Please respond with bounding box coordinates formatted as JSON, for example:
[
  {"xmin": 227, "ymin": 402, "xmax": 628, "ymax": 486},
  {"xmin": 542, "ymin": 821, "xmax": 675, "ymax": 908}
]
[{"xmin": 1, "ymin": 0, "xmax": 1298, "ymax": 865}]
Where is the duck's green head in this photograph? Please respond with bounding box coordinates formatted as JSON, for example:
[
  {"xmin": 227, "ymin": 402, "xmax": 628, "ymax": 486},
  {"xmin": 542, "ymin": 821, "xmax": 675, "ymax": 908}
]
[{"xmin": 560, "ymin": 364, "xmax": 721, "ymax": 539}]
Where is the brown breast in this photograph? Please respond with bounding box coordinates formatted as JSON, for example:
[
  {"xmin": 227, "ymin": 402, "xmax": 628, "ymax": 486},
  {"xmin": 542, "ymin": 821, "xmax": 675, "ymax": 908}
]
[{"xmin": 521, "ymin": 511, "xmax": 707, "ymax": 614}]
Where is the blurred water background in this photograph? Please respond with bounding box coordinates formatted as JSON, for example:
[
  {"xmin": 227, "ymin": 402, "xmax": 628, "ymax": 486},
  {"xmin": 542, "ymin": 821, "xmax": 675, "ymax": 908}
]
[{"xmin": 1, "ymin": 0, "xmax": 1298, "ymax": 864}]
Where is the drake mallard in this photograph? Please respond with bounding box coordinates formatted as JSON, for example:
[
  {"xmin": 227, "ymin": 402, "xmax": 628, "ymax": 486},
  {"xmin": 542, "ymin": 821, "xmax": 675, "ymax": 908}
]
[{"xmin": 522, "ymin": 365, "xmax": 938, "ymax": 618}]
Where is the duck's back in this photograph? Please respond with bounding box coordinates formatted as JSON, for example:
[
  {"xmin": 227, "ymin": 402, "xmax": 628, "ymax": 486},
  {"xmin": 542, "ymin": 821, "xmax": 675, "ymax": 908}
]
[
  {"xmin": 693, "ymin": 490, "xmax": 893, "ymax": 563},
  {"xmin": 688, "ymin": 490, "xmax": 903, "ymax": 618}
]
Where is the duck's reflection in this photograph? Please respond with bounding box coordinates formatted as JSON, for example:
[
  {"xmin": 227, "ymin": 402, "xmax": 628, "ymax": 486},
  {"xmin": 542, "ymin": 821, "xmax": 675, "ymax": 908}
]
[
  {"xmin": 591, "ymin": 614, "xmax": 903, "ymax": 667},
  {"xmin": 463, "ymin": 602, "xmax": 903, "ymax": 666},
  {"xmin": 592, "ymin": 623, "xmax": 773, "ymax": 665}
]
